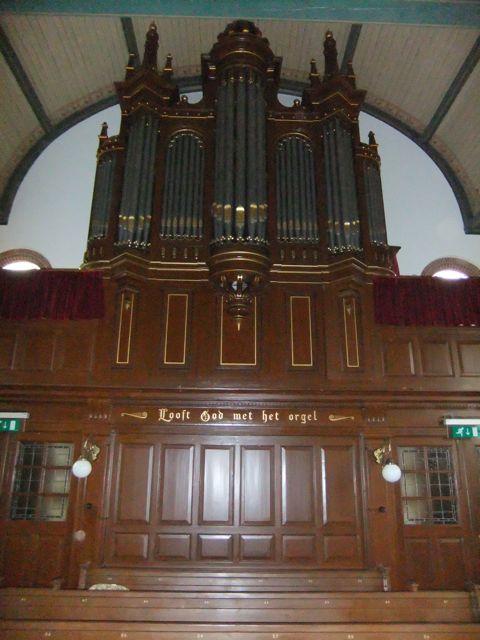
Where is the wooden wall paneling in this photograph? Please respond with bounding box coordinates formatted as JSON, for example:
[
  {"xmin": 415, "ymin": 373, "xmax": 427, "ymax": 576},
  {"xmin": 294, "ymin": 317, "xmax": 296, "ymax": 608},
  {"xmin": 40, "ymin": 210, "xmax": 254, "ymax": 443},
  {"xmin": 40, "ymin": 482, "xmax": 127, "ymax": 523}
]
[
  {"xmin": 56, "ymin": 326, "xmax": 96, "ymax": 372},
  {"xmin": 114, "ymin": 442, "xmax": 154, "ymax": 524},
  {"xmin": 459, "ymin": 441, "xmax": 480, "ymax": 583},
  {"xmin": 320, "ymin": 444, "xmax": 362, "ymax": 566},
  {"xmin": 364, "ymin": 437, "xmax": 401, "ymax": 588},
  {"xmin": 281, "ymin": 446, "xmax": 314, "ymax": 525},
  {"xmin": 382, "ymin": 337, "xmax": 416, "ymax": 376},
  {"xmin": 198, "ymin": 534, "xmax": 233, "ymax": 561},
  {"xmin": 1, "ymin": 533, "xmax": 33, "ymax": 586},
  {"xmin": 288, "ymin": 295, "xmax": 314, "ymax": 368},
  {"xmin": 0, "ymin": 330, "xmax": 17, "ymax": 370},
  {"xmin": 155, "ymin": 533, "xmax": 191, "ymax": 561},
  {"xmin": 420, "ymin": 339, "xmax": 454, "ymax": 376},
  {"xmin": 219, "ymin": 297, "xmax": 257, "ymax": 367},
  {"xmin": 340, "ymin": 292, "xmax": 363, "ymax": 371},
  {"xmin": 114, "ymin": 288, "xmax": 137, "ymax": 366},
  {"xmin": 436, "ymin": 537, "xmax": 468, "ymax": 589},
  {"xmin": 159, "ymin": 445, "xmax": 194, "ymax": 524},
  {"xmin": 199, "ymin": 445, "xmax": 234, "ymax": 525},
  {"xmin": 162, "ymin": 293, "xmax": 190, "ymax": 366},
  {"xmin": 241, "ymin": 446, "xmax": 274, "ymax": 526},
  {"xmin": 17, "ymin": 328, "xmax": 57, "ymax": 371},
  {"xmin": 457, "ymin": 340, "xmax": 480, "ymax": 376}
]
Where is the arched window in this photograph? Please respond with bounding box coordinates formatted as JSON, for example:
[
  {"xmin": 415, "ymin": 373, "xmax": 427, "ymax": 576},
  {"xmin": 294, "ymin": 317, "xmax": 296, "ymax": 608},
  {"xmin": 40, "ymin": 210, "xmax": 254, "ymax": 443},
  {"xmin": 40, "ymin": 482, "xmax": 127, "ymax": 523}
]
[
  {"xmin": 161, "ymin": 131, "xmax": 205, "ymax": 239},
  {"xmin": 276, "ymin": 135, "xmax": 318, "ymax": 242},
  {"xmin": 422, "ymin": 257, "xmax": 480, "ymax": 280},
  {"xmin": 0, "ymin": 249, "xmax": 51, "ymax": 271}
]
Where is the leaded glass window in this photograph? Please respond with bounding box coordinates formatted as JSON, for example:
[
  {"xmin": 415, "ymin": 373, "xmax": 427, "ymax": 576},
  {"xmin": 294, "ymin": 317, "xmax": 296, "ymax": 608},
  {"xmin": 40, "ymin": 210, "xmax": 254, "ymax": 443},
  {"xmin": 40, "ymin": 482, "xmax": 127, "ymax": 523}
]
[
  {"xmin": 399, "ymin": 446, "xmax": 458, "ymax": 525},
  {"xmin": 10, "ymin": 442, "xmax": 73, "ymax": 521}
]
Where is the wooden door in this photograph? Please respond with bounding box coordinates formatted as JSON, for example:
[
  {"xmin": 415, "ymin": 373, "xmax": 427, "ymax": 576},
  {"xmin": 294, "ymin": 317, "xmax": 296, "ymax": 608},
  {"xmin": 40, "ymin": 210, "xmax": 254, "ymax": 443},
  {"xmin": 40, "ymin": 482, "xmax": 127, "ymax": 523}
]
[
  {"xmin": 396, "ymin": 439, "xmax": 475, "ymax": 589},
  {"xmin": 0, "ymin": 433, "xmax": 77, "ymax": 587}
]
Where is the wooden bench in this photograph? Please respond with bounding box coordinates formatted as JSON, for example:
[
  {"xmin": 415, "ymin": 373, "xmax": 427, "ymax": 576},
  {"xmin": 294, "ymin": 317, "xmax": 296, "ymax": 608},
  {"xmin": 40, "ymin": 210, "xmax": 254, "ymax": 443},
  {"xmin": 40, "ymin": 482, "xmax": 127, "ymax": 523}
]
[
  {"xmin": 1, "ymin": 588, "xmax": 477, "ymax": 624},
  {"xmin": 1, "ymin": 620, "xmax": 480, "ymax": 639},
  {"xmin": 79, "ymin": 565, "xmax": 391, "ymax": 592}
]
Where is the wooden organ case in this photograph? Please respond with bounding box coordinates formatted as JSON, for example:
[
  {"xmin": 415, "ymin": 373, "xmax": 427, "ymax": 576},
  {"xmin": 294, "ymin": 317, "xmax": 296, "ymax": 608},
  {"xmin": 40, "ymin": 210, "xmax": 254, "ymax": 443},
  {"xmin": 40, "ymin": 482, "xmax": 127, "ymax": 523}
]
[{"xmin": 0, "ymin": 20, "xmax": 479, "ymax": 596}]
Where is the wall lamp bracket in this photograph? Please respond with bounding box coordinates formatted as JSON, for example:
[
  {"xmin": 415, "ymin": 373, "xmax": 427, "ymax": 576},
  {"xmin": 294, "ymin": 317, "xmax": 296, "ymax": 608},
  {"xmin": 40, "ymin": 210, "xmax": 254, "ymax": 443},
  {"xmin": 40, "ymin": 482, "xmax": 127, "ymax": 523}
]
[
  {"xmin": 372, "ymin": 441, "xmax": 402, "ymax": 483},
  {"xmin": 72, "ymin": 437, "xmax": 100, "ymax": 478}
]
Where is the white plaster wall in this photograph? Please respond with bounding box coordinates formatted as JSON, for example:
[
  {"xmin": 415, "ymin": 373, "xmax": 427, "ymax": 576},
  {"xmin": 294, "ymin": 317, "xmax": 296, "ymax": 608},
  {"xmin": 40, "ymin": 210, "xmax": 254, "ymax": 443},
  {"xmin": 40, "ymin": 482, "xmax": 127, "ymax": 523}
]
[{"xmin": 0, "ymin": 102, "xmax": 479, "ymax": 275}]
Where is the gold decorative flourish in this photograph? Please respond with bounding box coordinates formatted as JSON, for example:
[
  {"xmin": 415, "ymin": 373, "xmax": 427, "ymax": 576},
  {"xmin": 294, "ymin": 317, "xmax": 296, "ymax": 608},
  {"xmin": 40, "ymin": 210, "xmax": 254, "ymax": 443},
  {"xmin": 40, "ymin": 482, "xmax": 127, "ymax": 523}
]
[
  {"xmin": 328, "ymin": 414, "xmax": 354, "ymax": 422},
  {"xmin": 120, "ymin": 411, "xmax": 148, "ymax": 420}
]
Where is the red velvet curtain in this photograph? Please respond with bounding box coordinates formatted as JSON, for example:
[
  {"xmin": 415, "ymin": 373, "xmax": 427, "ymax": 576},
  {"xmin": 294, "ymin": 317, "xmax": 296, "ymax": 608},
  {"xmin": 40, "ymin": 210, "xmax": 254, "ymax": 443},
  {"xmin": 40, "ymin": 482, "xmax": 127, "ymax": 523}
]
[
  {"xmin": 373, "ymin": 276, "xmax": 480, "ymax": 326},
  {"xmin": 0, "ymin": 270, "xmax": 105, "ymax": 320}
]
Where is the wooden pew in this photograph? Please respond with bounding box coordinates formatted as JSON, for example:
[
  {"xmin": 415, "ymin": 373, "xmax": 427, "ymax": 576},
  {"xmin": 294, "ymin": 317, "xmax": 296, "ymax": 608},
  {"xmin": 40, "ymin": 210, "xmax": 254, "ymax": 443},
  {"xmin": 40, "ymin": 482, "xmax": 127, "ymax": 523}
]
[
  {"xmin": 78, "ymin": 565, "xmax": 391, "ymax": 592},
  {"xmin": 1, "ymin": 621, "xmax": 480, "ymax": 639},
  {"xmin": 0, "ymin": 588, "xmax": 476, "ymax": 624}
]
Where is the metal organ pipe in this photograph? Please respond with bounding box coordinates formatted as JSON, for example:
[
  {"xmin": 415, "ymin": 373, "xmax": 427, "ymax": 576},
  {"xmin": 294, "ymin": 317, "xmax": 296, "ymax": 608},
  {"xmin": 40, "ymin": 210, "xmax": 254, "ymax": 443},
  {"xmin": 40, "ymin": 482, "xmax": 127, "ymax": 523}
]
[
  {"xmin": 118, "ymin": 113, "xmax": 158, "ymax": 247},
  {"xmin": 89, "ymin": 154, "xmax": 116, "ymax": 240},
  {"xmin": 212, "ymin": 67, "xmax": 267, "ymax": 243},
  {"xmin": 161, "ymin": 132, "xmax": 205, "ymax": 239},
  {"xmin": 365, "ymin": 164, "xmax": 388, "ymax": 245},
  {"xmin": 247, "ymin": 71, "xmax": 258, "ymax": 239}
]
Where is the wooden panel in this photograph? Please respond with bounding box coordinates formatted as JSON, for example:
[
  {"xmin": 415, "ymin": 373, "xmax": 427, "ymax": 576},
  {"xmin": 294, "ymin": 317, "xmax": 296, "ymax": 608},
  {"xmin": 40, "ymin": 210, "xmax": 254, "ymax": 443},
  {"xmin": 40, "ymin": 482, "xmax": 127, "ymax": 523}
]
[
  {"xmin": 240, "ymin": 535, "xmax": 274, "ymax": 560},
  {"xmin": 160, "ymin": 446, "xmax": 193, "ymax": 524},
  {"xmin": 163, "ymin": 293, "xmax": 189, "ymax": 365},
  {"xmin": 404, "ymin": 538, "xmax": 435, "ymax": 588},
  {"xmin": 35, "ymin": 534, "xmax": 67, "ymax": 586},
  {"xmin": 113, "ymin": 533, "xmax": 149, "ymax": 560},
  {"xmin": 323, "ymin": 535, "xmax": 357, "ymax": 562},
  {"xmin": 420, "ymin": 340, "xmax": 453, "ymax": 376},
  {"xmin": 457, "ymin": 341, "xmax": 480, "ymax": 375},
  {"xmin": 321, "ymin": 446, "xmax": 356, "ymax": 526},
  {"xmin": 220, "ymin": 297, "xmax": 256, "ymax": 366},
  {"xmin": 282, "ymin": 535, "xmax": 316, "ymax": 561},
  {"xmin": 341, "ymin": 294, "xmax": 361, "ymax": 369},
  {"xmin": 59, "ymin": 331, "xmax": 94, "ymax": 371},
  {"xmin": 241, "ymin": 446, "xmax": 273, "ymax": 525},
  {"xmin": 155, "ymin": 534, "xmax": 191, "ymax": 560},
  {"xmin": 0, "ymin": 332, "xmax": 16, "ymax": 369},
  {"xmin": 281, "ymin": 447, "xmax": 314, "ymax": 524},
  {"xmin": 20, "ymin": 330, "xmax": 56, "ymax": 371},
  {"xmin": 115, "ymin": 289, "xmax": 136, "ymax": 365},
  {"xmin": 383, "ymin": 339, "xmax": 415, "ymax": 376},
  {"xmin": 437, "ymin": 538, "xmax": 466, "ymax": 589},
  {"xmin": 116, "ymin": 444, "xmax": 153, "ymax": 524},
  {"xmin": 1, "ymin": 534, "xmax": 33, "ymax": 587},
  {"xmin": 200, "ymin": 446, "xmax": 233, "ymax": 524},
  {"xmin": 289, "ymin": 296, "xmax": 313, "ymax": 367},
  {"xmin": 198, "ymin": 534, "xmax": 233, "ymax": 560}
]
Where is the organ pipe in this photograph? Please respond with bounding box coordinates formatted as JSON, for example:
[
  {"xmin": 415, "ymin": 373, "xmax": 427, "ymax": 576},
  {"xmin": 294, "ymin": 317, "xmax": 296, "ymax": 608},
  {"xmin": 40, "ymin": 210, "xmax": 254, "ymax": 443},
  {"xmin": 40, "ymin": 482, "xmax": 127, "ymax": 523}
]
[
  {"xmin": 365, "ymin": 163, "xmax": 388, "ymax": 245},
  {"xmin": 212, "ymin": 67, "xmax": 267, "ymax": 243},
  {"xmin": 118, "ymin": 113, "xmax": 158, "ymax": 247},
  {"xmin": 323, "ymin": 119, "xmax": 360, "ymax": 252},
  {"xmin": 276, "ymin": 136, "xmax": 318, "ymax": 242},
  {"xmin": 161, "ymin": 132, "xmax": 205, "ymax": 238},
  {"xmin": 88, "ymin": 154, "xmax": 116, "ymax": 240}
]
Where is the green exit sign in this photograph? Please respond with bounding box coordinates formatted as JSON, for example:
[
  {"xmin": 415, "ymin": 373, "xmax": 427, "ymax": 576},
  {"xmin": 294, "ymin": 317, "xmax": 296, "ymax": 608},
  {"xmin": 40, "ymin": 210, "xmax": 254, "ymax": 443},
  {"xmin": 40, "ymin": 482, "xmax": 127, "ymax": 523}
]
[
  {"xmin": 0, "ymin": 418, "xmax": 22, "ymax": 432},
  {"xmin": 449, "ymin": 425, "xmax": 480, "ymax": 439}
]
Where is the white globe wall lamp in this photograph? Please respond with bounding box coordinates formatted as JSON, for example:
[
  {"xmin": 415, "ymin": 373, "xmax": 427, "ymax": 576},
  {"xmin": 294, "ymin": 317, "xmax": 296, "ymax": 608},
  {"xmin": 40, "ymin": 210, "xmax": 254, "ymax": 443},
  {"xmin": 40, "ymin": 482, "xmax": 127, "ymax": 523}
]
[
  {"xmin": 71, "ymin": 438, "xmax": 100, "ymax": 478},
  {"xmin": 373, "ymin": 441, "xmax": 402, "ymax": 483}
]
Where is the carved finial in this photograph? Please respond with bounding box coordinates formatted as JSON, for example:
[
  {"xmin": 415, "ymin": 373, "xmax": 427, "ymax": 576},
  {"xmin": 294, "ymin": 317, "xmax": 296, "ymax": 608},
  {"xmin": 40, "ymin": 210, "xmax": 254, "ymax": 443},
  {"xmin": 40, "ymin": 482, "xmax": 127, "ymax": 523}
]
[
  {"xmin": 99, "ymin": 122, "xmax": 108, "ymax": 138},
  {"xmin": 309, "ymin": 58, "xmax": 320, "ymax": 84},
  {"xmin": 324, "ymin": 30, "xmax": 339, "ymax": 78},
  {"xmin": 142, "ymin": 22, "xmax": 159, "ymax": 70},
  {"xmin": 163, "ymin": 53, "xmax": 173, "ymax": 78},
  {"xmin": 368, "ymin": 131, "xmax": 377, "ymax": 146},
  {"xmin": 97, "ymin": 122, "xmax": 108, "ymax": 150}
]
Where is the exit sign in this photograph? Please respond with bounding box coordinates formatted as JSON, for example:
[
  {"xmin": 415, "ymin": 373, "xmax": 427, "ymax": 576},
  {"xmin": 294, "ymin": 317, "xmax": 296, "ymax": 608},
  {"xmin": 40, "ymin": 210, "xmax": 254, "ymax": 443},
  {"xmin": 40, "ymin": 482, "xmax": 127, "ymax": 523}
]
[
  {"xmin": 0, "ymin": 412, "xmax": 29, "ymax": 433},
  {"xmin": 0, "ymin": 418, "xmax": 22, "ymax": 432},
  {"xmin": 448, "ymin": 425, "xmax": 480, "ymax": 439}
]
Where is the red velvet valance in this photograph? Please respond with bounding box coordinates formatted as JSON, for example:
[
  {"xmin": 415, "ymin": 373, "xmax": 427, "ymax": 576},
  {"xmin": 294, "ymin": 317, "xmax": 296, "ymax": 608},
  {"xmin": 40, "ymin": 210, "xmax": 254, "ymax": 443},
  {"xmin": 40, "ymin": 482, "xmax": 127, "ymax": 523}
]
[
  {"xmin": 373, "ymin": 276, "xmax": 480, "ymax": 326},
  {"xmin": 0, "ymin": 270, "xmax": 104, "ymax": 320}
]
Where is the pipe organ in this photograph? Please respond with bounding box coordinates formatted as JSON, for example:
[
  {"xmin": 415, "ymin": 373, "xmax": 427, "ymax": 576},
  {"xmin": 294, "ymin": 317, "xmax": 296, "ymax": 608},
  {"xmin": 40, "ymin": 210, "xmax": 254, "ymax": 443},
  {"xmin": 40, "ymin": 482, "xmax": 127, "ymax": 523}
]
[
  {"xmin": 85, "ymin": 20, "xmax": 398, "ymax": 319},
  {"xmin": 2, "ymin": 20, "xmax": 479, "ymax": 598}
]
